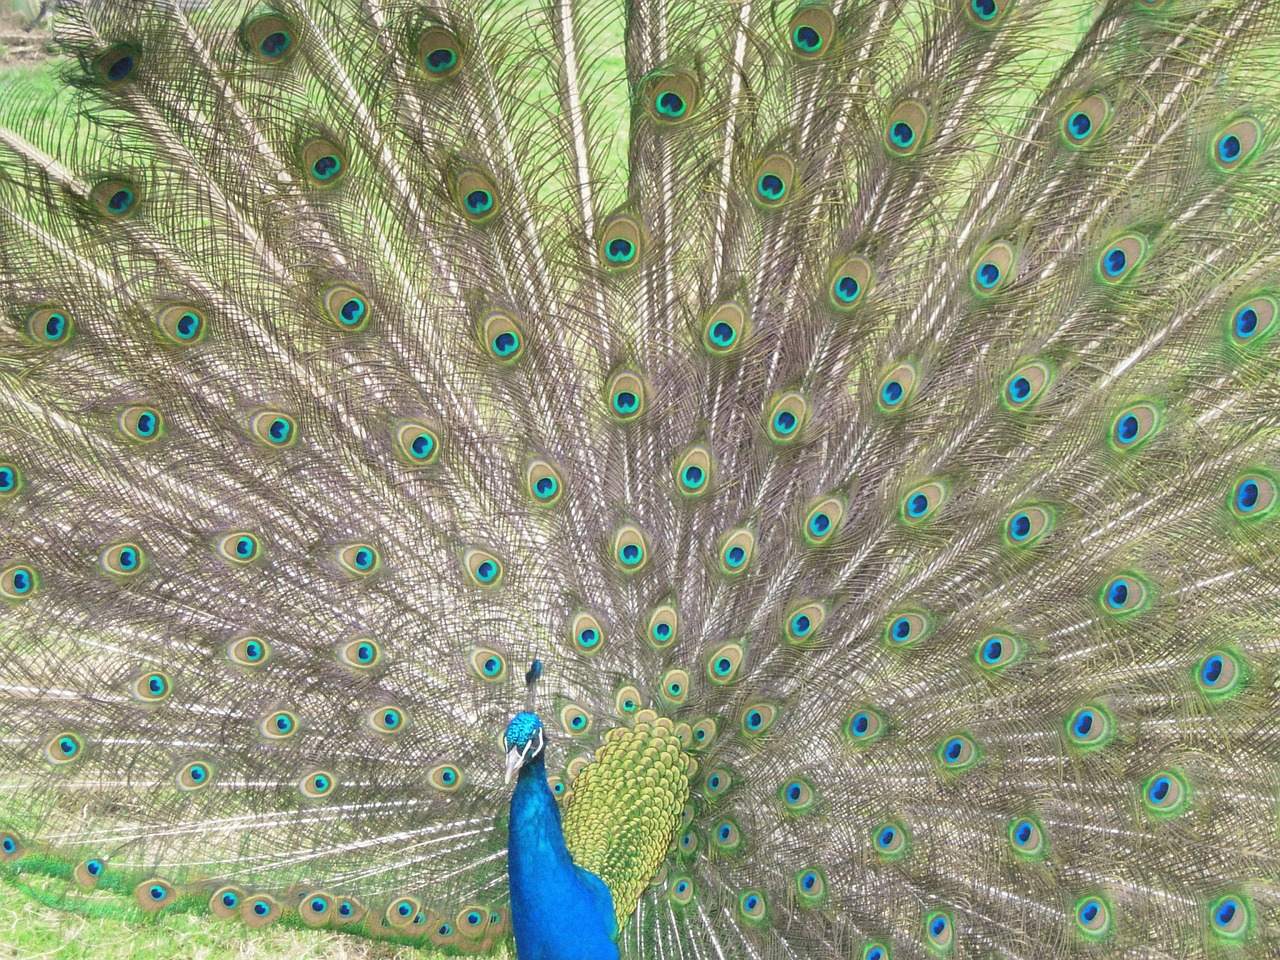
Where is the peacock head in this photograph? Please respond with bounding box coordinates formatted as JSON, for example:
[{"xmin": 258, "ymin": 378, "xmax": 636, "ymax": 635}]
[{"xmin": 503, "ymin": 711, "xmax": 545, "ymax": 783}]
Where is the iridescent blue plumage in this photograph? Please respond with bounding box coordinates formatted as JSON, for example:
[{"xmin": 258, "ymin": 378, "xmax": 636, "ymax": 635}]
[{"xmin": 505, "ymin": 713, "xmax": 618, "ymax": 960}]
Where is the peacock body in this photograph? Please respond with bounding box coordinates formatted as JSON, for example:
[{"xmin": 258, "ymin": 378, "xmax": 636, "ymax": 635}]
[{"xmin": 0, "ymin": 0, "xmax": 1278, "ymax": 958}]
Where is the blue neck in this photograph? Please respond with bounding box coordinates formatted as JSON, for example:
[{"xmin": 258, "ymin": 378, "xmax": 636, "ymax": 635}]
[{"xmin": 508, "ymin": 752, "xmax": 618, "ymax": 960}]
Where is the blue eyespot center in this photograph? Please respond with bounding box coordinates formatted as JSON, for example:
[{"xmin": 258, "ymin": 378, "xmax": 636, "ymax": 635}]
[
  {"xmin": 682, "ymin": 465, "xmax": 704, "ymax": 487},
  {"xmin": 725, "ymin": 545, "xmax": 746, "ymax": 567},
  {"xmin": 1237, "ymin": 480, "xmax": 1259, "ymax": 511},
  {"xmin": 881, "ymin": 380, "xmax": 904, "ymax": 405},
  {"xmin": 1219, "ymin": 134, "xmax": 1241, "ymax": 162},
  {"xmin": 410, "ymin": 433, "xmax": 434, "ymax": 458},
  {"xmin": 891, "ymin": 121, "xmax": 915, "ymax": 147},
  {"xmin": 108, "ymin": 189, "xmax": 133, "ymax": 213},
  {"xmin": 1201, "ymin": 655, "xmax": 1223, "ymax": 684},
  {"xmin": 427, "ymin": 48, "xmax": 457, "ymax": 71},
  {"xmin": 1068, "ymin": 111, "xmax": 1091, "ymax": 138},
  {"xmin": 1074, "ymin": 711, "xmax": 1094, "ymax": 737},
  {"xmin": 746, "ymin": 710, "xmax": 763, "ymax": 729},
  {"xmin": 758, "ymin": 174, "xmax": 786, "ymax": 200},
  {"xmin": 621, "ymin": 544, "xmax": 641, "ymax": 564},
  {"xmin": 1216, "ymin": 900, "xmax": 1238, "ymax": 926},
  {"xmin": 931, "ymin": 917, "xmax": 947, "ymax": 937},
  {"xmin": 792, "ymin": 614, "xmax": 811, "ymax": 635},
  {"xmin": 493, "ymin": 331, "xmax": 518, "ymax": 355},
  {"xmin": 852, "ymin": 713, "xmax": 869, "ymax": 735},
  {"xmin": 476, "ymin": 560, "xmax": 497, "ymax": 581},
  {"xmin": 908, "ymin": 493, "xmax": 929, "ymax": 517},
  {"xmin": 261, "ymin": 31, "xmax": 290, "ymax": 58},
  {"xmin": 656, "ymin": 91, "xmax": 686, "ymax": 117},
  {"xmin": 794, "ymin": 26, "xmax": 821, "ymax": 51},
  {"xmin": 1080, "ymin": 901, "xmax": 1099, "ymax": 923},
  {"xmin": 1116, "ymin": 414, "xmax": 1139, "ymax": 443},
  {"xmin": 836, "ymin": 276, "xmax": 859, "ymax": 302},
  {"xmin": 1104, "ymin": 247, "xmax": 1127, "ymax": 276},
  {"xmin": 977, "ymin": 262, "xmax": 1000, "ymax": 288},
  {"xmin": 150, "ymin": 885, "xmax": 167, "ymax": 901},
  {"xmin": 466, "ymin": 190, "xmax": 493, "ymax": 214},
  {"xmin": 1010, "ymin": 513, "xmax": 1031, "ymax": 540},
  {"xmin": 1236, "ymin": 306, "xmax": 1258, "ymax": 337},
  {"xmin": 607, "ymin": 238, "xmax": 635, "ymax": 261},
  {"xmin": 711, "ymin": 320, "xmax": 736, "ymax": 345},
  {"xmin": 1015, "ymin": 822, "xmax": 1033, "ymax": 845},
  {"xmin": 312, "ymin": 155, "xmax": 341, "ymax": 180},
  {"xmin": 971, "ymin": 0, "xmax": 998, "ymax": 19},
  {"xmin": 1009, "ymin": 375, "xmax": 1031, "ymax": 402},
  {"xmin": 774, "ymin": 410, "xmax": 797, "ymax": 433},
  {"xmin": 1149, "ymin": 777, "xmax": 1170, "ymax": 802},
  {"xmin": 107, "ymin": 55, "xmax": 135, "ymax": 82},
  {"xmin": 1107, "ymin": 580, "xmax": 1129, "ymax": 607}
]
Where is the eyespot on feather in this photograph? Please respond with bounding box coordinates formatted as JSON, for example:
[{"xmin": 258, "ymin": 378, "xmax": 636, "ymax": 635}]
[
  {"xmin": 643, "ymin": 69, "xmax": 699, "ymax": 123},
  {"xmin": 322, "ymin": 284, "xmax": 369, "ymax": 331},
  {"xmin": 646, "ymin": 603, "xmax": 678, "ymax": 647},
  {"xmin": 0, "ymin": 832, "xmax": 24, "ymax": 863},
  {"xmin": 884, "ymin": 610, "xmax": 932, "ymax": 648},
  {"xmin": 1065, "ymin": 704, "xmax": 1114, "ymax": 750},
  {"xmin": 970, "ymin": 241, "xmax": 1015, "ymax": 295},
  {"xmin": 967, "ymin": 0, "xmax": 1013, "ymax": 27},
  {"xmin": 1062, "ymin": 94, "xmax": 1109, "ymax": 146},
  {"xmin": 92, "ymin": 44, "xmax": 139, "ymax": 84},
  {"xmin": 525, "ymin": 457, "xmax": 563, "ymax": 504},
  {"xmin": 1002, "ymin": 360, "xmax": 1052, "ymax": 408},
  {"xmin": 119, "ymin": 406, "xmax": 163, "ymax": 443},
  {"xmin": 1009, "ymin": 816, "xmax": 1047, "ymax": 858},
  {"xmin": 740, "ymin": 702, "xmax": 777, "ymax": 736},
  {"xmin": 1098, "ymin": 571, "xmax": 1150, "ymax": 615},
  {"xmin": 367, "ymin": 705, "xmax": 407, "ymax": 734},
  {"xmin": 26, "ymin": 306, "xmax": 73, "ymax": 346},
  {"xmin": 0, "ymin": 462, "xmax": 22, "ymax": 499},
  {"xmin": 1110, "ymin": 402, "xmax": 1161, "ymax": 450},
  {"xmin": 674, "ymin": 443, "xmax": 713, "ymax": 497},
  {"xmin": 598, "ymin": 214, "xmax": 642, "ymax": 268},
  {"xmin": 299, "ymin": 770, "xmax": 337, "ymax": 799},
  {"xmin": 480, "ymin": 310, "xmax": 524, "ymax": 362},
  {"xmin": 785, "ymin": 601, "xmax": 826, "ymax": 645},
  {"xmin": 844, "ymin": 706, "xmax": 886, "ymax": 745},
  {"xmin": 241, "ymin": 14, "xmax": 296, "ymax": 63},
  {"xmin": 216, "ymin": 532, "xmax": 261, "ymax": 565},
  {"xmin": 752, "ymin": 153, "xmax": 795, "ymax": 207},
  {"xmin": 1003, "ymin": 505, "xmax": 1054, "ymax": 546},
  {"xmin": 456, "ymin": 170, "xmax": 501, "ymax": 222},
  {"xmin": 259, "ymin": 710, "xmax": 298, "ymax": 741},
  {"xmin": 176, "ymin": 760, "xmax": 213, "ymax": 791},
  {"xmin": 90, "ymin": 178, "xmax": 139, "ymax": 218},
  {"xmin": 427, "ymin": 763, "xmax": 462, "ymax": 792},
  {"xmin": 1212, "ymin": 117, "xmax": 1262, "ymax": 171},
  {"xmin": 1, "ymin": 563, "xmax": 39, "ymax": 600},
  {"xmin": 1097, "ymin": 233, "xmax": 1147, "ymax": 283},
  {"xmin": 877, "ymin": 362, "xmax": 917, "ymax": 411},
  {"xmin": 702, "ymin": 302, "xmax": 747, "ymax": 354},
  {"xmin": 885, "ymin": 101, "xmax": 928, "ymax": 156},
  {"xmin": 717, "ymin": 528, "xmax": 755, "ymax": 575},
  {"xmin": 872, "ymin": 820, "xmax": 909, "ymax": 859},
  {"xmin": 612, "ymin": 523, "xmax": 650, "ymax": 573},
  {"xmin": 1074, "ymin": 896, "xmax": 1112, "ymax": 940},
  {"xmin": 803, "ymin": 494, "xmax": 846, "ymax": 544},
  {"xmin": 659, "ymin": 668, "xmax": 690, "ymax": 705},
  {"xmin": 337, "ymin": 543, "xmax": 380, "ymax": 576},
  {"xmin": 605, "ymin": 370, "xmax": 646, "ymax": 422},
  {"xmin": 788, "ymin": 5, "xmax": 836, "ymax": 58},
  {"xmin": 1227, "ymin": 294, "xmax": 1276, "ymax": 347},
  {"xmin": 251, "ymin": 410, "xmax": 296, "ymax": 448},
  {"xmin": 135, "ymin": 878, "xmax": 176, "ymax": 914},
  {"xmin": 130, "ymin": 670, "xmax": 172, "ymax": 703},
  {"xmin": 707, "ymin": 642, "xmax": 745, "ymax": 683},
  {"xmin": 395, "ymin": 421, "xmax": 440, "ymax": 465},
  {"xmin": 463, "ymin": 548, "xmax": 504, "ymax": 587},
  {"xmin": 76, "ymin": 859, "xmax": 106, "ymax": 889},
  {"xmin": 228, "ymin": 635, "xmax": 270, "ymax": 667},
  {"xmin": 416, "ymin": 27, "xmax": 463, "ymax": 78},
  {"xmin": 568, "ymin": 612, "xmax": 605, "ymax": 655},
  {"xmin": 900, "ymin": 481, "xmax": 948, "ymax": 523},
  {"xmin": 100, "ymin": 542, "xmax": 145, "ymax": 576},
  {"xmin": 766, "ymin": 391, "xmax": 808, "ymax": 442},
  {"xmin": 43, "ymin": 732, "xmax": 83, "ymax": 765},
  {"xmin": 242, "ymin": 894, "xmax": 282, "ymax": 929},
  {"xmin": 155, "ymin": 304, "xmax": 207, "ymax": 344},
  {"xmin": 974, "ymin": 633, "xmax": 1023, "ymax": 671},
  {"xmin": 558, "ymin": 703, "xmax": 591, "ymax": 736},
  {"xmin": 299, "ymin": 892, "xmax": 335, "ymax": 927},
  {"xmin": 471, "ymin": 648, "xmax": 508, "ymax": 681},
  {"xmin": 828, "ymin": 255, "xmax": 873, "ymax": 311}
]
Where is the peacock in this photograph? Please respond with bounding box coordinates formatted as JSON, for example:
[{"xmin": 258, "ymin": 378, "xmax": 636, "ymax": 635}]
[{"xmin": 1, "ymin": 0, "xmax": 1278, "ymax": 957}]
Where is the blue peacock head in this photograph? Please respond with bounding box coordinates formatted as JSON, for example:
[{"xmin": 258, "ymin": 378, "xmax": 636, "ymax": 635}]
[{"xmin": 503, "ymin": 711, "xmax": 545, "ymax": 783}]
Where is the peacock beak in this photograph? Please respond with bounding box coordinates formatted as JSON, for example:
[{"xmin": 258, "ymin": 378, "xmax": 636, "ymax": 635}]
[{"xmin": 504, "ymin": 746, "xmax": 525, "ymax": 784}]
